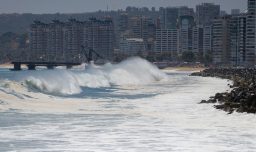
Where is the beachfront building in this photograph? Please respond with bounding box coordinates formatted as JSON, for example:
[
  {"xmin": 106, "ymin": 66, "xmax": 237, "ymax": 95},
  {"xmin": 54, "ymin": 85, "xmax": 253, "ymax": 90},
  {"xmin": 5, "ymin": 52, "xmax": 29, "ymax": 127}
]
[
  {"xmin": 212, "ymin": 13, "xmax": 247, "ymax": 66},
  {"xmin": 195, "ymin": 3, "xmax": 220, "ymax": 57},
  {"xmin": 229, "ymin": 14, "xmax": 247, "ymax": 66},
  {"xmin": 192, "ymin": 26, "xmax": 204, "ymax": 55},
  {"xmin": 85, "ymin": 18, "xmax": 115, "ymax": 60},
  {"xmin": 47, "ymin": 20, "xmax": 65, "ymax": 62},
  {"xmin": 196, "ymin": 3, "xmax": 220, "ymax": 26},
  {"xmin": 120, "ymin": 38, "xmax": 145, "ymax": 56},
  {"xmin": 246, "ymin": 0, "xmax": 256, "ymax": 67},
  {"xmin": 30, "ymin": 21, "xmax": 49, "ymax": 62},
  {"xmin": 160, "ymin": 6, "xmax": 194, "ymax": 30},
  {"xmin": 238, "ymin": 14, "xmax": 247, "ymax": 66},
  {"xmin": 63, "ymin": 19, "xmax": 84, "ymax": 62},
  {"xmin": 29, "ymin": 18, "xmax": 115, "ymax": 62},
  {"xmin": 154, "ymin": 29, "xmax": 178, "ymax": 56},
  {"xmin": 179, "ymin": 6, "xmax": 195, "ymax": 17},
  {"xmin": 212, "ymin": 16, "xmax": 231, "ymax": 65},
  {"xmin": 160, "ymin": 7, "xmax": 179, "ymax": 29},
  {"xmin": 177, "ymin": 15, "xmax": 195, "ymax": 53},
  {"xmin": 203, "ymin": 26, "xmax": 212, "ymax": 55}
]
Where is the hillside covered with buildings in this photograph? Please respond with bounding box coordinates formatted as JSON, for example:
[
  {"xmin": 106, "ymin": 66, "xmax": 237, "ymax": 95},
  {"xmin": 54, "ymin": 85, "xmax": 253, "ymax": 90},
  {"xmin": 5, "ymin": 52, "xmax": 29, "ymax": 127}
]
[{"xmin": 0, "ymin": 1, "xmax": 256, "ymax": 67}]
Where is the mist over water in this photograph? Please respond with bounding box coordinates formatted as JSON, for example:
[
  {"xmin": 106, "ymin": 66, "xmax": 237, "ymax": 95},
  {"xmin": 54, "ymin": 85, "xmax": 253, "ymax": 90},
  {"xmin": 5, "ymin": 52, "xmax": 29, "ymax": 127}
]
[{"xmin": 0, "ymin": 57, "xmax": 256, "ymax": 152}]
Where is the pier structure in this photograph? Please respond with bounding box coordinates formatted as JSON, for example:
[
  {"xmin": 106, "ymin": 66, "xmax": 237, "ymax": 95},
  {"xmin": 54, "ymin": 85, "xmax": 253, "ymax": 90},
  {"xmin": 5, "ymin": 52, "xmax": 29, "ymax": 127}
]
[{"xmin": 11, "ymin": 62, "xmax": 81, "ymax": 71}]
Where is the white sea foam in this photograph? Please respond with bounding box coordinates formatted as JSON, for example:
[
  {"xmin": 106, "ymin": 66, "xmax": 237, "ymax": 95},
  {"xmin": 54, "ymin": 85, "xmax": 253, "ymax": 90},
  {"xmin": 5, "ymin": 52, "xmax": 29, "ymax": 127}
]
[
  {"xmin": 1, "ymin": 60, "xmax": 256, "ymax": 152},
  {"xmin": 5, "ymin": 57, "xmax": 167, "ymax": 95},
  {"xmin": 2, "ymin": 70, "xmax": 255, "ymax": 152}
]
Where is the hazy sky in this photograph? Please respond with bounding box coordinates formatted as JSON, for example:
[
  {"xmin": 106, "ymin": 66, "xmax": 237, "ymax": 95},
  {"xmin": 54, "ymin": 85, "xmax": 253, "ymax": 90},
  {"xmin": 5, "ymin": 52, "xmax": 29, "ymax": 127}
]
[{"xmin": 0, "ymin": 0, "xmax": 247, "ymax": 14}]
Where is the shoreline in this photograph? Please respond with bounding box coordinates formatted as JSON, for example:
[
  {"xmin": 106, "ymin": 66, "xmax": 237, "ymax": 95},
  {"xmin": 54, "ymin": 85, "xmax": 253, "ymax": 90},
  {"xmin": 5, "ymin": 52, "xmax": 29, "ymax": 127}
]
[
  {"xmin": 164, "ymin": 66, "xmax": 205, "ymax": 72},
  {"xmin": 0, "ymin": 63, "xmax": 12, "ymax": 68},
  {"xmin": 191, "ymin": 68, "xmax": 256, "ymax": 114}
]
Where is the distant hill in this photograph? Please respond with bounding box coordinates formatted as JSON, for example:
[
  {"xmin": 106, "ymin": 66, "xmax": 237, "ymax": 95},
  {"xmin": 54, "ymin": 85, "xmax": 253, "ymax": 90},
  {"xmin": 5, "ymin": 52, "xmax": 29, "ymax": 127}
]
[
  {"xmin": 0, "ymin": 10, "xmax": 160, "ymax": 63},
  {"xmin": 0, "ymin": 13, "xmax": 110, "ymax": 34},
  {"xmin": 0, "ymin": 10, "xmax": 159, "ymax": 34}
]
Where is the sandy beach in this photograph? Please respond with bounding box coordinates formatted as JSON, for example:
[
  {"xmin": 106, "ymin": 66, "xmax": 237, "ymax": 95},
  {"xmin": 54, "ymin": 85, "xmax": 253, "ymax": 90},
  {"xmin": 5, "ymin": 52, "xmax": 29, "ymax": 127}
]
[
  {"xmin": 0, "ymin": 63, "xmax": 15, "ymax": 68},
  {"xmin": 164, "ymin": 66, "xmax": 205, "ymax": 72}
]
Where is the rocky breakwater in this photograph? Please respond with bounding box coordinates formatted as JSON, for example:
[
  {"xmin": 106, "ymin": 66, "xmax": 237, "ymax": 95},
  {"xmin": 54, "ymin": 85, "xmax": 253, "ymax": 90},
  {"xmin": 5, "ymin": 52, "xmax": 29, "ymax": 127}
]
[{"xmin": 191, "ymin": 68, "xmax": 256, "ymax": 114}]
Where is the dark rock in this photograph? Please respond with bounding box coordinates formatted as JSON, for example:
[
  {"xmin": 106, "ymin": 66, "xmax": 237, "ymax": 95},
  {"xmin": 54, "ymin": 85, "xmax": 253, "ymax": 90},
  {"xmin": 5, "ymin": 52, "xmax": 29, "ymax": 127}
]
[
  {"xmin": 200, "ymin": 100, "xmax": 207, "ymax": 104},
  {"xmin": 209, "ymin": 99, "xmax": 217, "ymax": 103},
  {"xmin": 214, "ymin": 105, "xmax": 225, "ymax": 110},
  {"xmin": 193, "ymin": 68, "xmax": 256, "ymax": 114}
]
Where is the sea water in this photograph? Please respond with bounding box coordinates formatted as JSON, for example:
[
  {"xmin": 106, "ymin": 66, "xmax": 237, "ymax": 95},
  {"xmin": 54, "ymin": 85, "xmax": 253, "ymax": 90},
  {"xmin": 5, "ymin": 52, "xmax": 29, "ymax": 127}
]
[{"xmin": 0, "ymin": 57, "xmax": 255, "ymax": 152}]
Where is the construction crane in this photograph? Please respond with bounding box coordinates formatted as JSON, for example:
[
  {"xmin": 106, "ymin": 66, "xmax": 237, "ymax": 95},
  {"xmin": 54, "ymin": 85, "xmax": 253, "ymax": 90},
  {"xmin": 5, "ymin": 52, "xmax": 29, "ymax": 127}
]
[{"xmin": 81, "ymin": 45, "xmax": 104, "ymax": 63}]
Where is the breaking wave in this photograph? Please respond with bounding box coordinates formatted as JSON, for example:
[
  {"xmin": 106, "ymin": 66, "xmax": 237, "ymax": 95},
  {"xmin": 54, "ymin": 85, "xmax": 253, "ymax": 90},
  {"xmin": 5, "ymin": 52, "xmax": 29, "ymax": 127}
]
[{"xmin": 6, "ymin": 57, "xmax": 167, "ymax": 95}]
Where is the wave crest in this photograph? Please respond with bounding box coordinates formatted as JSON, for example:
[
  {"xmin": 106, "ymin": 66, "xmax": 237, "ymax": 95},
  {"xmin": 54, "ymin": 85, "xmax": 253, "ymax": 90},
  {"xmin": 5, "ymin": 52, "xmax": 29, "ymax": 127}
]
[{"xmin": 15, "ymin": 57, "xmax": 167, "ymax": 95}]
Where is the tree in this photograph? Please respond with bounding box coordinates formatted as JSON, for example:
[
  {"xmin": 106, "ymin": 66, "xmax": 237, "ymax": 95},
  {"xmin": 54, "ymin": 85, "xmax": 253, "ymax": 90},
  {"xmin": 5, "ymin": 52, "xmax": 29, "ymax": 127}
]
[
  {"xmin": 203, "ymin": 51, "xmax": 213, "ymax": 65},
  {"xmin": 181, "ymin": 51, "xmax": 195, "ymax": 62},
  {"xmin": 0, "ymin": 32, "xmax": 29, "ymax": 63}
]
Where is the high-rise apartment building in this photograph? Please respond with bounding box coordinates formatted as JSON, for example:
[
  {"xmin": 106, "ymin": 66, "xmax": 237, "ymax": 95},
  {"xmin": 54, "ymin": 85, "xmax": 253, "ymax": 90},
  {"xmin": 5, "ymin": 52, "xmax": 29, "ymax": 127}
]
[
  {"xmin": 129, "ymin": 16, "xmax": 143, "ymax": 38},
  {"xmin": 212, "ymin": 12, "xmax": 247, "ymax": 66},
  {"xmin": 120, "ymin": 38, "xmax": 145, "ymax": 56},
  {"xmin": 155, "ymin": 29, "xmax": 178, "ymax": 56},
  {"xmin": 64, "ymin": 19, "xmax": 84, "ymax": 62},
  {"xmin": 179, "ymin": 7, "xmax": 195, "ymax": 17},
  {"xmin": 196, "ymin": 3, "xmax": 220, "ymax": 26},
  {"xmin": 178, "ymin": 15, "xmax": 195, "ymax": 53},
  {"xmin": 203, "ymin": 26, "xmax": 212, "ymax": 55},
  {"xmin": 192, "ymin": 26, "xmax": 204, "ymax": 55},
  {"xmin": 238, "ymin": 14, "xmax": 247, "ymax": 65},
  {"xmin": 29, "ymin": 18, "xmax": 115, "ymax": 62},
  {"xmin": 128, "ymin": 16, "xmax": 155, "ymax": 40},
  {"xmin": 229, "ymin": 14, "xmax": 247, "ymax": 66},
  {"xmin": 30, "ymin": 21, "xmax": 49, "ymax": 62},
  {"xmin": 84, "ymin": 18, "xmax": 115, "ymax": 60},
  {"xmin": 195, "ymin": 3, "xmax": 220, "ymax": 58},
  {"xmin": 212, "ymin": 16, "xmax": 231, "ymax": 64},
  {"xmin": 246, "ymin": 0, "xmax": 256, "ymax": 66},
  {"xmin": 47, "ymin": 20, "xmax": 65, "ymax": 61},
  {"xmin": 118, "ymin": 13, "xmax": 129, "ymax": 34},
  {"xmin": 116, "ymin": 13, "xmax": 129, "ymax": 48},
  {"xmin": 160, "ymin": 6, "xmax": 194, "ymax": 30},
  {"xmin": 160, "ymin": 7, "xmax": 179, "ymax": 29}
]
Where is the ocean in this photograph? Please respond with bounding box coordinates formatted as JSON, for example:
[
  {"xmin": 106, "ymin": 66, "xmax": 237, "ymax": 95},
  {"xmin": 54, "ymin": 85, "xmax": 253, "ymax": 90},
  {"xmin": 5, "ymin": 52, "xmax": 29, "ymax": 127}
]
[{"xmin": 0, "ymin": 57, "xmax": 255, "ymax": 152}]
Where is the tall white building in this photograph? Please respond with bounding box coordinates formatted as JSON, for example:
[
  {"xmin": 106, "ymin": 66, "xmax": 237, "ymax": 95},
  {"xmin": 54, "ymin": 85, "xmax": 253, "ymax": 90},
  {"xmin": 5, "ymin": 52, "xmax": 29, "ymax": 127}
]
[
  {"xmin": 212, "ymin": 16, "xmax": 230, "ymax": 64},
  {"xmin": 154, "ymin": 29, "xmax": 178, "ymax": 56},
  {"xmin": 212, "ymin": 13, "xmax": 247, "ymax": 66}
]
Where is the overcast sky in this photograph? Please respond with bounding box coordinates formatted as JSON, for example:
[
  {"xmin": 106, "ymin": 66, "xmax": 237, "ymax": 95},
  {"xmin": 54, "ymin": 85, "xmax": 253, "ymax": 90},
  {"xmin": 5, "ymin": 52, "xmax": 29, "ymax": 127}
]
[{"xmin": 0, "ymin": 0, "xmax": 247, "ymax": 14}]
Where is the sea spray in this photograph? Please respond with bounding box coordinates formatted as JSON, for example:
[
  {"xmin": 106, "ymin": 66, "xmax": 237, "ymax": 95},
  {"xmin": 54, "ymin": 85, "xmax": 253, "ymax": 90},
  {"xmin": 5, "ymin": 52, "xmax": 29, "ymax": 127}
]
[
  {"xmin": 102, "ymin": 57, "xmax": 167, "ymax": 85},
  {"xmin": 11, "ymin": 57, "xmax": 167, "ymax": 95},
  {"xmin": 24, "ymin": 71, "xmax": 82, "ymax": 95}
]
